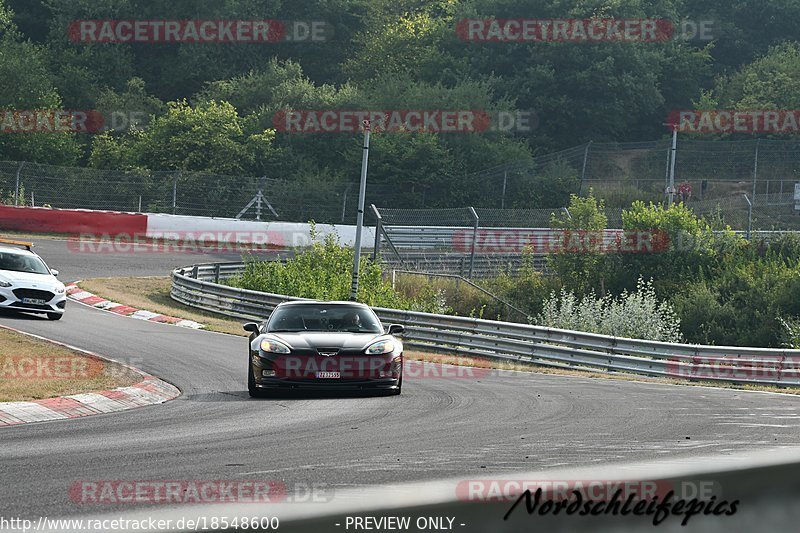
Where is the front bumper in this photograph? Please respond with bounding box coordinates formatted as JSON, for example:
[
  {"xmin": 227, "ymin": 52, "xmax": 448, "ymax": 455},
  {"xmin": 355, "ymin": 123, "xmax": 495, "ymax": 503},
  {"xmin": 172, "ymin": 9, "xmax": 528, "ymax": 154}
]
[
  {"xmin": 251, "ymin": 352, "xmax": 403, "ymax": 391},
  {"xmin": 0, "ymin": 286, "xmax": 66, "ymax": 315}
]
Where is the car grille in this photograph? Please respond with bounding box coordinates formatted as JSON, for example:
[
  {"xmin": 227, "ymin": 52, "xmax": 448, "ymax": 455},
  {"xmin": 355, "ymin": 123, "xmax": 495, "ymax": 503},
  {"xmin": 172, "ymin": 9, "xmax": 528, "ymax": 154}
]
[
  {"xmin": 13, "ymin": 302, "xmax": 52, "ymax": 310},
  {"xmin": 12, "ymin": 289, "xmax": 54, "ymax": 301}
]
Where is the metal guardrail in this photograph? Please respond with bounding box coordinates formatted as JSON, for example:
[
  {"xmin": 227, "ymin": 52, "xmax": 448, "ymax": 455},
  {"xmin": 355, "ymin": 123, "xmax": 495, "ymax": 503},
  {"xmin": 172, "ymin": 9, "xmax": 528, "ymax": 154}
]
[{"xmin": 172, "ymin": 262, "xmax": 800, "ymax": 388}]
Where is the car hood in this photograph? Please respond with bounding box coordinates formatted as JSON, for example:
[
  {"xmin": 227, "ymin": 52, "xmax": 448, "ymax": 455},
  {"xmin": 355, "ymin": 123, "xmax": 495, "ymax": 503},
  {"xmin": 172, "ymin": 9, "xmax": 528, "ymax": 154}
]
[
  {"xmin": 0, "ymin": 270, "xmax": 63, "ymax": 290},
  {"xmin": 256, "ymin": 331, "xmax": 389, "ymax": 352}
]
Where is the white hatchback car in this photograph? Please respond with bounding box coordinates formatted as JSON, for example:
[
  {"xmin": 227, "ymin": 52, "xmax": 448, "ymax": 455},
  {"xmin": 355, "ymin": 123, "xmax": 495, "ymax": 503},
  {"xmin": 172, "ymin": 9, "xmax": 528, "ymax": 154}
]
[{"xmin": 0, "ymin": 239, "xmax": 66, "ymax": 321}]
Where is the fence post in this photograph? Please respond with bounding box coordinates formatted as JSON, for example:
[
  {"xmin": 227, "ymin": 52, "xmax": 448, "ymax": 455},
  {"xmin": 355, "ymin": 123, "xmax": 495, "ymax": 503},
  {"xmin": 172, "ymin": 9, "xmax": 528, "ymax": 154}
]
[
  {"xmin": 370, "ymin": 204, "xmax": 382, "ymax": 260},
  {"xmin": 752, "ymin": 139, "xmax": 760, "ymax": 202},
  {"xmin": 172, "ymin": 172, "xmax": 179, "ymax": 214},
  {"xmin": 578, "ymin": 142, "xmax": 592, "ymax": 195},
  {"xmin": 341, "ymin": 184, "xmax": 352, "ymax": 223},
  {"xmin": 743, "ymin": 194, "xmax": 753, "ymax": 240},
  {"xmin": 501, "ymin": 170, "xmax": 508, "ymax": 208},
  {"xmin": 192, "ymin": 265, "xmax": 199, "ymax": 279},
  {"xmin": 666, "ymin": 126, "xmax": 678, "ymax": 205},
  {"xmin": 214, "ymin": 264, "xmax": 221, "ymax": 284},
  {"xmin": 468, "ymin": 206, "xmax": 479, "ymax": 279},
  {"xmin": 14, "ymin": 162, "xmax": 24, "ymax": 206}
]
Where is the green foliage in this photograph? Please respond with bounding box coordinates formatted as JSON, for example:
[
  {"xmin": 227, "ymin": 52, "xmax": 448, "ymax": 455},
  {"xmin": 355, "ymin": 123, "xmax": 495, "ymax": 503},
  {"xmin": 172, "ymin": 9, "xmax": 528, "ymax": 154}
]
[
  {"xmin": 228, "ymin": 228, "xmax": 446, "ymax": 312},
  {"xmin": 89, "ymin": 99, "xmax": 276, "ymax": 176},
  {"xmin": 779, "ymin": 317, "xmax": 800, "ymax": 349},
  {"xmin": 670, "ymin": 255, "xmax": 800, "ymax": 347},
  {"xmin": 537, "ymin": 278, "xmax": 681, "ymax": 343},
  {"xmin": 0, "ymin": 0, "xmax": 80, "ymax": 164},
  {"xmin": 548, "ymin": 191, "xmax": 609, "ymax": 295},
  {"xmin": 615, "ymin": 201, "xmax": 741, "ymax": 294}
]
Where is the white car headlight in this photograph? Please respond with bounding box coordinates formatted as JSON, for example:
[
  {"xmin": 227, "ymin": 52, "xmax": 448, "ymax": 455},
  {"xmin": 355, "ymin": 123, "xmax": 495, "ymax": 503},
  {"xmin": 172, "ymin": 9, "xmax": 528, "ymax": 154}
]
[
  {"xmin": 366, "ymin": 340, "xmax": 395, "ymax": 355},
  {"xmin": 0, "ymin": 281, "xmax": 10, "ymax": 288},
  {"xmin": 260, "ymin": 338, "xmax": 291, "ymax": 354}
]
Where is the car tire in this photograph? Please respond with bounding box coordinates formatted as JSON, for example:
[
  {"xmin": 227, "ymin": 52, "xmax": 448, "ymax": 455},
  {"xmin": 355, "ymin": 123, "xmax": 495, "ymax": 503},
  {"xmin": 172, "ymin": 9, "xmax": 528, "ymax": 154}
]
[
  {"xmin": 389, "ymin": 377, "xmax": 402, "ymax": 396},
  {"xmin": 46, "ymin": 313, "xmax": 63, "ymax": 321},
  {"xmin": 248, "ymin": 367, "xmax": 265, "ymax": 398}
]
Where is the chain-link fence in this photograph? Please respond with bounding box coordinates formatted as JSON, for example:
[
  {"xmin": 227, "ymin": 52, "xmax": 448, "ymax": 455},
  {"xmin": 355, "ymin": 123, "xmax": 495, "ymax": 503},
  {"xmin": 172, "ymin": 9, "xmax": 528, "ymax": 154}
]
[
  {"xmin": 0, "ymin": 161, "xmax": 412, "ymax": 224},
  {"xmin": 1, "ymin": 138, "xmax": 799, "ymax": 228}
]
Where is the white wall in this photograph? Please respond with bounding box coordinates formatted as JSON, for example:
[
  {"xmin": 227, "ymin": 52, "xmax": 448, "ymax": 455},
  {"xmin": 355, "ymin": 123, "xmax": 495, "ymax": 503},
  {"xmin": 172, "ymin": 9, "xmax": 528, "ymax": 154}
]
[{"xmin": 145, "ymin": 213, "xmax": 376, "ymax": 248}]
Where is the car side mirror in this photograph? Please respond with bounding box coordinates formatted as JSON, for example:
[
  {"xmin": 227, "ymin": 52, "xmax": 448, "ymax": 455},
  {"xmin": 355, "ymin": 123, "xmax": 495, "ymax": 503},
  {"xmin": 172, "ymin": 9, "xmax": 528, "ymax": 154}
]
[
  {"xmin": 243, "ymin": 322, "xmax": 260, "ymax": 334},
  {"xmin": 50, "ymin": 269, "xmax": 59, "ymax": 277},
  {"xmin": 387, "ymin": 324, "xmax": 405, "ymax": 336}
]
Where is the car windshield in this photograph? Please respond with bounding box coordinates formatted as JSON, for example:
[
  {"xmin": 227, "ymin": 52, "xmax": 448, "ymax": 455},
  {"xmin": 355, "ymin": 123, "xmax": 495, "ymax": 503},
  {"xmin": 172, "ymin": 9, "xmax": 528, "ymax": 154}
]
[
  {"xmin": 0, "ymin": 252, "xmax": 50, "ymax": 275},
  {"xmin": 267, "ymin": 304, "xmax": 383, "ymax": 334}
]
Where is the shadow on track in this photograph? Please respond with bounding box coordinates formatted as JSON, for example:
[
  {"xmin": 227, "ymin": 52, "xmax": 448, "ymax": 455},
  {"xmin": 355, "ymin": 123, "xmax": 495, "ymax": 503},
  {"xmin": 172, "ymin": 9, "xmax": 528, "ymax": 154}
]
[{"xmin": 187, "ymin": 390, "xmax": 402, "ymax": 402}]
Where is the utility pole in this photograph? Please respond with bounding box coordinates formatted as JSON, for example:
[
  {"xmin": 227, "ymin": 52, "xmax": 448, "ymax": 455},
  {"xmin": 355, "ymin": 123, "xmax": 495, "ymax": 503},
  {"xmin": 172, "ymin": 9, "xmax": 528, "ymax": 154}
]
[
  {"xmin": 663, "ymin": 123, "xmax": 678, "ymax": 205},
  {"xmin": 349, "ymin": 121, "xmax": 371, "ymax": 301}
]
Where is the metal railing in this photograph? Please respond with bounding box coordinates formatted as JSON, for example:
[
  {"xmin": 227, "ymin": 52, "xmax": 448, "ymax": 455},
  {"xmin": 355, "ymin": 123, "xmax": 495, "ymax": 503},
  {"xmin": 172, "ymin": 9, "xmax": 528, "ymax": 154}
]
[{"xmin": 171, "ymin": 262, "xmax": 800, "ymax": 388}]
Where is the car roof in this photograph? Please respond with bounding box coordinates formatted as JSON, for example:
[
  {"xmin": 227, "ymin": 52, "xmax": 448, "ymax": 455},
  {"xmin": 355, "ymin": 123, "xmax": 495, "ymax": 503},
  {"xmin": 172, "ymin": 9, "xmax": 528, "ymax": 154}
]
[
  {"xmin": 276, "ymin": 300, "xmax": 370, "ymax": 308},
  {"xmin": 0, "ymin": 245, "xmax": 35, "ymax": 256}
]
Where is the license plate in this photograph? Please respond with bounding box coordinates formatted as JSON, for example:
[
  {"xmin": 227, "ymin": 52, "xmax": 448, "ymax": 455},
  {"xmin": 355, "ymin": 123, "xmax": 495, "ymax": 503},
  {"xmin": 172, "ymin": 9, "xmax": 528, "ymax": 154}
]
[
  {"xmin": 22, "ymin": 298, "xmax": 47, "ymax": 305},
  {"xmin": 316, "ymin": 371, "xmax": 340, "ymax": 379}
]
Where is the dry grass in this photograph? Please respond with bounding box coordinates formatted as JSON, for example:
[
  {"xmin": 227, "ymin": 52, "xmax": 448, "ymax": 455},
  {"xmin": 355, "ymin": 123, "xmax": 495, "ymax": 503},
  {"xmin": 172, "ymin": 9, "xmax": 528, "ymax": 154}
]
[
  {"xmin": 0, "ymin": 328, "xmax": 139, "ymax": 401},
  {"xmin": 77, "ymin": 277, "xmax": 800, "ymax": 396},
  {"xmin": 79, "ymin": 277, "xmax": 248, "ymax": 336}
]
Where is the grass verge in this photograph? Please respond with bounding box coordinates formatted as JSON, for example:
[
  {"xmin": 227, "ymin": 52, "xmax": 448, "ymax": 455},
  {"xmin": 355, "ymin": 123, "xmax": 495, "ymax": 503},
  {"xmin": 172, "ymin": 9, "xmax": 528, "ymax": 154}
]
[
  {"xmin": 0, "ymin": 328, "xmax": 139, "ymax": 402},
  {"xmin": 76, "ymin": 277, "xmax": 800, "ymax": 396},
  {"xmin": 79, "ymin": 277, "xmax": 246, "ymax": 336}
]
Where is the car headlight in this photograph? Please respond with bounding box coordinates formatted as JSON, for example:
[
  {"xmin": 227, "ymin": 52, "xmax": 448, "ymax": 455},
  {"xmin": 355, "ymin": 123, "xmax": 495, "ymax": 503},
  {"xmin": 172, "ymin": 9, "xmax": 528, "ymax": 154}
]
[
  {"xmin": 366, "ymin": 340, "xmax": 395, "ymax": 355},
  {"xmin": 260, "ymin": 339, "xmax": 291, "ymax": 354},
  {"xmin": 55, "ymin": 287, "xmax": 65, "ymax": 294},
  {"xmin": 0, "ymin": 281, "xmax": 11, "ymax": 288}
]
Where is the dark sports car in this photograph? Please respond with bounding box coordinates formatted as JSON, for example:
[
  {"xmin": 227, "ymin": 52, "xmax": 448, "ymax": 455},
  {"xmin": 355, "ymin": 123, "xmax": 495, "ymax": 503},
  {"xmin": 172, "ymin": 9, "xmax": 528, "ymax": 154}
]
[{"xmin": 245, "ymin": 301, "xmax": 404, "ymax": 396}]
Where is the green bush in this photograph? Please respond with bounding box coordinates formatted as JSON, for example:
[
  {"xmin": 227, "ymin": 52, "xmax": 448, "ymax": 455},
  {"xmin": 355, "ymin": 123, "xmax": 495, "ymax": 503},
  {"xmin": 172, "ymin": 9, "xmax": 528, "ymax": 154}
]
[
  {"xmin": 227, "ymin": 228, "xmax": 446, "ymax": 313},
  {"xmin": 537, "ymin": 278, "xmax": 681, "ymax": 342},
  {"xmin": 671, "ymin": 255, "xmax": 800, "ymax": 347}
]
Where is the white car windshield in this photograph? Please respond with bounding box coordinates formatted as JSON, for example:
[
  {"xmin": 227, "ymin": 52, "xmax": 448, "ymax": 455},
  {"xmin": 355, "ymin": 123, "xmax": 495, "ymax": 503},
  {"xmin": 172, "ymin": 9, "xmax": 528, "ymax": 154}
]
[{"xmin": 0, "ymin": 252, "xmax": 50, "ymax": 275}]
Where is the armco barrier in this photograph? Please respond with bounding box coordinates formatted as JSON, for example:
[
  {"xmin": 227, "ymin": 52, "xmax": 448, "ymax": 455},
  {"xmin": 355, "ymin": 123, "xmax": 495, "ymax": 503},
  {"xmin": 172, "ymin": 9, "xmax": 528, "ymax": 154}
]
[
  {"xmin": 171, "ymin": 262, "xmax": 800, "ymax": 388},
  {"xmin": 0, "ymin": 204, "xmax": 147, "ymax": 236},
  {"xmin": 0, "ymin": 205, "xmax": 375, "ymax": 248}
]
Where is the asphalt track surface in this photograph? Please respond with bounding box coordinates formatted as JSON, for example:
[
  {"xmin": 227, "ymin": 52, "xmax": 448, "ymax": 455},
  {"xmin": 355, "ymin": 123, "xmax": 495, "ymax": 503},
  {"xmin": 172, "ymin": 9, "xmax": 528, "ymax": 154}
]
[{"xmin": 2, "ymin": 238, "xmax": 800, "ymax": 520}]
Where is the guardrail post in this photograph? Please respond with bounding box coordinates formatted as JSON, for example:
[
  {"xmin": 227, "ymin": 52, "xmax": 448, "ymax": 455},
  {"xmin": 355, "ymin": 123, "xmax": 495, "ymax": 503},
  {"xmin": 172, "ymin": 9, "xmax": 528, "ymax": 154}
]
[
  {"xmin": 192, "ymin": 265, "xmax": 199, "ymax": 279},
  {"xmin": 172, "ymin": 171, "xmax": 180, "ymax": 214},
  {"xmin": 578, "ymin": 141, "xmax": 591, "ymax": 196},
  {"xmin": 468, "ymin": 207, "xmax": 479, "ymax": 279},
  {"xmin": 14, "ymin": 161, "xmax": 24, "ymax": 206},
  {"xmin": 371, "ymin": 204, "xmax": 382, "ymax": 260},
  {"xmin": 214, "ymin": 264, "xmax": 221, "ymax": 284}
]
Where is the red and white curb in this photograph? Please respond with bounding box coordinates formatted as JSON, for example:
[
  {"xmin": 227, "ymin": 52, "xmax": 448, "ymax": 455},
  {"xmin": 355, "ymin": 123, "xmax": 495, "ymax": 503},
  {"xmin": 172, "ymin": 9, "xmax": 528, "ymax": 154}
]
[
  {"xmin": 66, "ymin": 283, "xmax": 204, "ymax": 329},
  {"xmin": 0, "ymin": 325, "xmax": 180, "ymax": 427}
]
